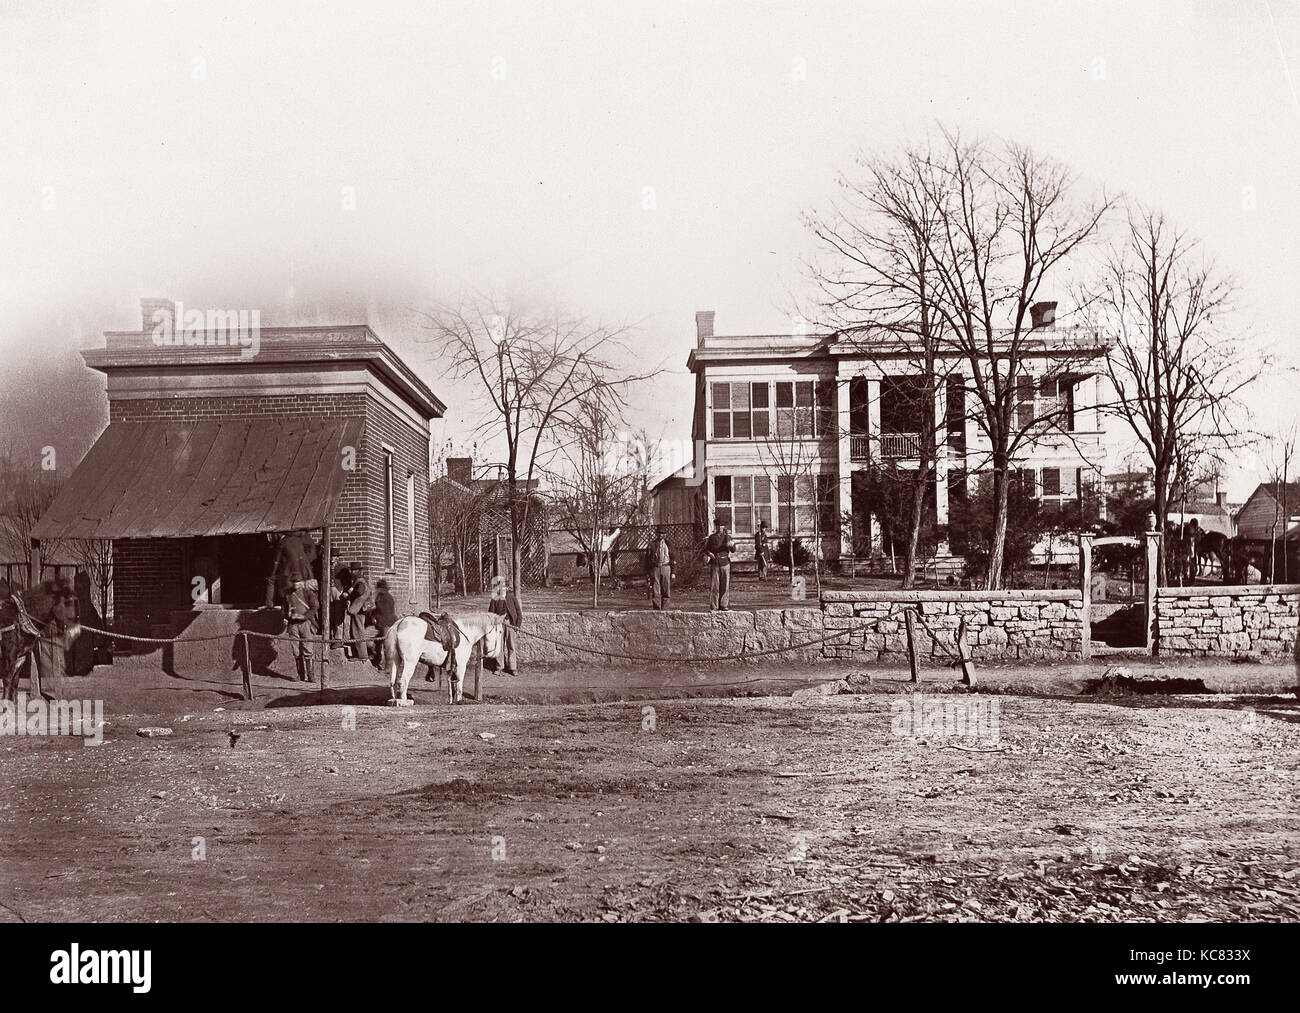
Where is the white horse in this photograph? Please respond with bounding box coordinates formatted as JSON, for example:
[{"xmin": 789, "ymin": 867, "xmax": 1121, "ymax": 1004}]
[{"xmin": 384, "ymin": 611, "xmax": 506, "ymax": 705}]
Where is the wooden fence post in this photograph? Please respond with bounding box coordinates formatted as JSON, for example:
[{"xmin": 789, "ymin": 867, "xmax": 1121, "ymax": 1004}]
[
  {"xmin": 319, "ymin": 525, "xmax": 331, "ymax": 692},
  {"xmin": 241, "ymin": 631, "xmax": 252, "ymax": 701},
  {"xmin": 1079, "ymin": 533, "xmax": 1094, "ymax": 660},
  {"xmin": 904, "ymin": 610, "xmax": 920, "ymax": 684},
  {"xmin": 1144, "ymin": 530, "xmax": 1161, "ymax": 656}
]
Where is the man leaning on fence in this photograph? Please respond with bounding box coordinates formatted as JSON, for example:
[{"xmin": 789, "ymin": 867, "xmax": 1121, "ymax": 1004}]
[
  {"xmin": 702, "ymin": 520, "xmax": 736, "ymax": 611},
  {"xmin": 644, "ymin": 527, "xmax": 673, "ymax": 609}
]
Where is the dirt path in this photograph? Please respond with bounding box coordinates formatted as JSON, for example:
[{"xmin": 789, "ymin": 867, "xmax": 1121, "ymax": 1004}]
[{"xmin": 2, "ymin": 669, "xmax": 1298, "ymax": 922}]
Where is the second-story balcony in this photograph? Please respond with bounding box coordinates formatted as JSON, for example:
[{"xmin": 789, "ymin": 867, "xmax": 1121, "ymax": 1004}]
[{"xmin": 849, "ymin": 432, "xmax": 923, "ymax": 462}]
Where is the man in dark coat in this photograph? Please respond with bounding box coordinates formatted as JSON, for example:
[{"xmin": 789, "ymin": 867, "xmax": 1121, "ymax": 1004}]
[
  {"xmin": 703, "ymin": 520, "xmax": 736, "ymax": 611},
  {"xmin": 644, "ymin": 528, "xmax": 673, "ymax": 609},
  {"xmin": 344, "ymin": 565, "xmax": 370, "ymax": 659},
  {"xmin": 370, "ymin": 578, "xmax": 396, "ymax": 668},
  {"xmin": 487, "ymin": 575, "xmax": 522, "ymax": 674}
]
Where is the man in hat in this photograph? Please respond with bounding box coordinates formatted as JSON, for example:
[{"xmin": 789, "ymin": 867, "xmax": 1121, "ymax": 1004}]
[
  {"xmin": 285, "ymin": 579, "xmax": 319, "ymax": 681},
  {"xmin": 369, "ymin": 577, "xmax": 397, "ymax": 668},
  {"xmin": 487, "ymin": 575, "xmax": 523, "ymax": 675},
  {"xmin": 754, "ymin": 520, "xmax": 770, "ymax": 582},
  {"xmin": 344, "ymin": 564, "xmax": 371, "ymax": 659},
  {"xmin": 644, "ymin": 527, "xmax": 673, "ymax": 609},
  {"xmin": 702, "ymin": 519, "xmax": 736, "ymax": 611}
]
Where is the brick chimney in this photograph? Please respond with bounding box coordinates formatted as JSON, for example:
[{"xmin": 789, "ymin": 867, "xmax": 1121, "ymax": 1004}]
[
  {"xmin": 695, "ymin": 310, "xmax": 715, "ymax": 346},
  {"xmin": 446, "ymin": 457, "xmax": 473, "ymax": 487},
  {"xmin": 141, "ymin": 297, "xmax": 175, "ymax": 330},
  {"xmin": 1029, "ymin": 301, "xmax": 1057, "ymax": 330},
  {"xmin": 1217, "ymin": 490, "xmax": 1227, "ymax": 507}
]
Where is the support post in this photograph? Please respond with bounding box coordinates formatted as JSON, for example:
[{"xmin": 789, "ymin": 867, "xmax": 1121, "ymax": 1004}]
[
  {"xmin": 1144, "ymin": 530, "xmax": 1161, "ymax": 656},
  {"xmin": 955, "ymin": 616, "xmax": 976, "ymax": 686},
  {"xmin": 241, "ymin": 631, "xmax": 253, "ymax": 701},
  {"xmin": 1079, "ymin": 533, "xmax": 1094, "ymax": 660},
  {"xmin": 318, "ymin": 525, "xmax": 331, "ymax": 691},
  {"xmin": 30, "ymin": 539, "xmax": 41, "ymax": 589},
  {"xmin": 904, "ymin": 609, "xmax": 920, "ymax": 683}
]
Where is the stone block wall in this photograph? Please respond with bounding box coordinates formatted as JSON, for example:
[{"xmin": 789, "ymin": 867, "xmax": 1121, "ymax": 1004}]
[
  {"xmin": 1156, "ymin": 585, "xmax": 1300, "ymax": 657},
  {"xmin": 515, "ymin": 607, "xmax": 826, "ymax": 667},
  {"xmin": 820, "ymin": 589, "xmax": 1085, "ymax": 663}
]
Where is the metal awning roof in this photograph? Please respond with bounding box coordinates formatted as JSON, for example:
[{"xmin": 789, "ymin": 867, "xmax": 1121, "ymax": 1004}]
[{"xmin": 32, "ymin": 418, "xmax": 364, "ymax": 541}]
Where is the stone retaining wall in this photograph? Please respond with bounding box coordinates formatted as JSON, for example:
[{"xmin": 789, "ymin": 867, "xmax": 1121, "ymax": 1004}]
[
  {"xmin": 516, "ymin": 608, "xmax": 826, "ymax": 667},
  {"xmin": 821, "ymin": 589, "xmax": 1085, "ymax": 663},
  {"xmin": 1156, "ymin": 585, "xmax": 1300, "ymax": 657}
]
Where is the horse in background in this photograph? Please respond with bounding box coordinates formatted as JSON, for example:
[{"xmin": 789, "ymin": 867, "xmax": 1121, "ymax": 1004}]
[
  {"xmin": 1, "ymin": 576, "xmax": 79, "ymax": 701},
  {"xmin": 384, "ymin": 611, "xmax": 507, "ymax": 705}
]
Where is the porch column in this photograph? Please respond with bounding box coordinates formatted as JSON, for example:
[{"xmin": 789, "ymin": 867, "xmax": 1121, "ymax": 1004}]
[
  {"xmin": 934, "ymin": 383, "xmax": 949, "ymax": 548},
  {"xmin": 866, "ymin": 378, "xmax": 881, "ymax": 555},
  {"xmin": 836, "ymin": 375, "xmax": 853, "ymax": 558}
]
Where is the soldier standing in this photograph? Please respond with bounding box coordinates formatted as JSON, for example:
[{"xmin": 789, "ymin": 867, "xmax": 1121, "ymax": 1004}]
[
  {"xmin": 702, "ymin": 520, "xmax": 736, "ymax": 611},
  {"xmin": 286, "ymin": 580, "xmax": 319, "ymax": 681},
  {"xmin": 644, "ymin": 528, "xmax": 673, "ymax": 609},
  {"xmin": 754, "ymin": 521, "xmax": 769, "ymax": 582}
]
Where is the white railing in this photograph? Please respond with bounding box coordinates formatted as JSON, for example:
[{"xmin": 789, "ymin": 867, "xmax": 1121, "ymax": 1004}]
[
  {"xmin": 849, "ymin": 434, "xmax": 871, "ymax": 461},
  {"xmin": 881, "ymin": 432, "xmax": 921, "ymax": 458}
]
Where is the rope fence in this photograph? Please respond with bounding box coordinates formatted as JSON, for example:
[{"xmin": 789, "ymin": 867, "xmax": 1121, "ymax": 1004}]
[{"xmin": 5, "ymin": 602, "xmax": 970, "ymax": 703}]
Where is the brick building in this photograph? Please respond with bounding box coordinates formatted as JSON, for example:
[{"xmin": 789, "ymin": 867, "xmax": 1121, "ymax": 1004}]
[{"xmin": 33, "ymin": 299, "xmax": 444, "ymax": 635}]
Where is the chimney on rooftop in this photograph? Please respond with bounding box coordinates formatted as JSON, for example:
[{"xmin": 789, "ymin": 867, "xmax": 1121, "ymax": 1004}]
[
  {"xmin": 695, "ymin": 310, "xmax": 715, "ymax": 346},
  {"xmin": 1217, "ymin": 491, "xmax": 1227, "ymax": 508},
  {"xmin": 1029, "ymin": 301, "xmax": 1057, "ymax": 330},
  {"xmin": 446, "ymin": 457, "xmax": 473, "ymax": 487},
  {"xmin": 141, "ymin": 297, "xmax": 175, "ymax": 331}
]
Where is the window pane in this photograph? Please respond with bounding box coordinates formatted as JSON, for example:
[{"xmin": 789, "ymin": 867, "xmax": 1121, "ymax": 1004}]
[
  {"xmin": 732, "ymin": 383, "xmax": 750, "ymax": 411},
  {"xmin": 775, "ymin": 382, "xmax": 794, "ymax": 408},
  {"xmin": 1042, "ymin": 468, "xmax": 1061, "ymax": 496},
  {"xmin": 777, "ymin": 503, "xmax": 792, "ymax": 531},
  {"xmin": 752, "ymin": 382, "xmax": 769, "ymax": 408},
  {"xmin": 777, "ymin": 475, "xmax": 793, "ymax": 504},
  {"xmin": 714, "ymin": 475, "xmax": 731, "ymax": 503},
  {"xmin": 796, "ymin": 381, "xmax": 815, "ymax": 407},
  {"xmin": 775, "ymin": 408, "xmax": 794, "ymax": 438},
  {"xmin": 795, "ymin": 407, "xmax": 814, "ymax": 437},
  {"xmin": 754, "ymin": 478, "xmax": 772, "ymax": 504},
  {"xmin": 712, "ymin": 382, "xmax": 731, "ymax": 409},
  {"xmin": 735, "ymin": 477, "xmax": 752, "ymax": 504},
  {"xmin": 752, "ymin": 411, "xmax": 770, "ymax": 437},
  {"xmin": 715, "ymin": 506, "xmax": 732, "ymax": 529},
  {"xmin": 733, "ymin": 411, "xmax": 752, "ymax": 439},
  {"xmin": 713, "ymin": 411, "xmax": 731, "ymax": 439},
  {"xmin": 734, "ymin": 505, "xmax": 753, "ymax": 535}
]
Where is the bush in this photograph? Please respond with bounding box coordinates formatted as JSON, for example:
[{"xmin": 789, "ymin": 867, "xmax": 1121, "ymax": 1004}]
[
  {"xmin": 774, "ymin": 534, "xmax": 811, "ymax": 570},
  {"xmin": 952, "ymin": 477, "xmax": 1050, "ymax": 584}
]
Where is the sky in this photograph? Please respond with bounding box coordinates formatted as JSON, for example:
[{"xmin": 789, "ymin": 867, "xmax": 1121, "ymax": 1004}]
[{"xmin": 1, "ymin": 0, "xmax": 1297, "ymax": 498}]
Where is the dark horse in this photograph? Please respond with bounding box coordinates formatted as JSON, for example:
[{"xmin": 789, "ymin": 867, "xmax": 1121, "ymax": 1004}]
[{"xmin": 0, "ymin": 576, "xmax": 78, "ymax": 701}]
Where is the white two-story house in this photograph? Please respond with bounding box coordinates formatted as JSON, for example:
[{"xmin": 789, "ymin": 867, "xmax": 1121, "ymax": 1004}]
[{"xmin": 656, "ymin": 305, "xmax": 1110, "ymax": 571}]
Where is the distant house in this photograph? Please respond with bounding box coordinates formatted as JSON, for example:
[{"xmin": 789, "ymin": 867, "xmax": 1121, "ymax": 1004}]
[
  {"xmin": 1169, "ymin": 492, "xmax": 1236, "ymax": 538},
  {"xmin": 1235, "ymin": 482, "xmax": 1300, "ymax": 543},
  {"xmin": 432, "ymin": 457, "xmax": 549, "ymax": 589}
]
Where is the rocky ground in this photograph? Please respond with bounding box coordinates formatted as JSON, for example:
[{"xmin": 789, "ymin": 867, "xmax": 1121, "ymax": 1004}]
[{"xmin": 1, "ymin": 658, "xmax": 1296, "ymax": 922}]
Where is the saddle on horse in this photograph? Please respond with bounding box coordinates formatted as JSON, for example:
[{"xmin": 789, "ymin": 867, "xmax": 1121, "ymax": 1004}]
[{"xmin": 418, "ymin": 611, "xmax": 461, "ymax": 680}]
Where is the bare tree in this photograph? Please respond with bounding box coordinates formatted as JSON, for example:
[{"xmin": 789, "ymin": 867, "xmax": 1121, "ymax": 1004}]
[
  {"xmin": 805, "ymin": 128, "xmax": 1110, "ymax": 589},
  {"xmin": 69, "ymin": 538, "xmax": 112, "ymax": 621},
  {"xmin": 0, "ymin": 453, "xmax": 64, "ymax": 583},
  {"xmin": 1085, "ymin": 204, "xmax": 1253, "ymax": 585},
  {"xmin": 1265, "ymin": 424, "xmax": 1297, "ymax": 584},
  {"xmin": 804, "ymin": 145, "xmax": 963, "ymax": 587},
  {"xmin": 419, "ymin": 296, "xmax": 656, "ymax": 603},
  {"xmin": 757, "ymin": 431, "xmax": 827, "ymax": 598},
  {"xmin": 548, "ymin": 394, "xmax": 652, "ymax": 607}
]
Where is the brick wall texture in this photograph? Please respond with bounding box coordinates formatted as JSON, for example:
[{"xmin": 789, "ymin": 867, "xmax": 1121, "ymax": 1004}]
[{"xmin": 111, "ymin": 391, "xmax": 430, "ymax": 626}]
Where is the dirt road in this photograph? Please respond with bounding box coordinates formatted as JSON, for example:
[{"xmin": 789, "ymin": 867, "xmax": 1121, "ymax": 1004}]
[{"xmin": 2, "ymin": 660, "xmax": 1298, "ymax": 922}]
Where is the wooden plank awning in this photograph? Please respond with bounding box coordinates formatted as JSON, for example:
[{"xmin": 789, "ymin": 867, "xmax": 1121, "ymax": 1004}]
[{"xmin": 32, "ymin": 418, "xmax": 364, "ymax": 541}]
